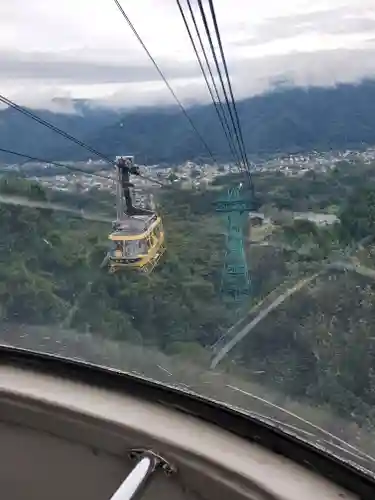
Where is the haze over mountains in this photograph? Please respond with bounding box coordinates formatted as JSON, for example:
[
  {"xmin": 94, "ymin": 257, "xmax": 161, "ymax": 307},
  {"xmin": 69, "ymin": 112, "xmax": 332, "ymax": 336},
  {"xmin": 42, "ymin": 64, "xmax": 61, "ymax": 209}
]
[{"xmin": 1, "ymin": 79, "xmax": 375, "ymax": 165}]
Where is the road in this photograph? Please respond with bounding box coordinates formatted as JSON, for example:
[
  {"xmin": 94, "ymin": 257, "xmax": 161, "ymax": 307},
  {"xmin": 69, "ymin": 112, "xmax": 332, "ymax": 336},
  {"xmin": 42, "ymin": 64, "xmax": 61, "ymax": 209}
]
[
  {"xmin": 211, "ymin": 259, "xmax": 375, "ymax": 368},
  {"xmin": 0, "ymin": 193, "xmax": 111, "ymax": 223}
]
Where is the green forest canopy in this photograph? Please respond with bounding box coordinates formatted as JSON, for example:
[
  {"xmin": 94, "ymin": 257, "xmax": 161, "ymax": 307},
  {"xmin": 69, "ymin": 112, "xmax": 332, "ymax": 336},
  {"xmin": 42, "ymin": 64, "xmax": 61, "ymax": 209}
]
[{"xmin": 2, "ymin": 162, "xmax": 375, "ymax": 435}]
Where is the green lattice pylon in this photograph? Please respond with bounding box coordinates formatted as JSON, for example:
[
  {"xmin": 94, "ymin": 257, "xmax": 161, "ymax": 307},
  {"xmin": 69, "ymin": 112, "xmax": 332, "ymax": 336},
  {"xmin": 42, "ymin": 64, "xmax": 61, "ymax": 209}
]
[{"xmin": 214, "ymin": 185, "xmax": 252, "ymax": 301}]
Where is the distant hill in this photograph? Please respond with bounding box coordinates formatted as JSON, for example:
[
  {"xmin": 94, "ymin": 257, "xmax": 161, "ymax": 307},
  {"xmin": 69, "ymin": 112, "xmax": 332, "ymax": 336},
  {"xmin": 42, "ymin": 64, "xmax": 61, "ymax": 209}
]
[{"xmin": 2, "ymin": 79, "xmax": 375, "ymax": 164}]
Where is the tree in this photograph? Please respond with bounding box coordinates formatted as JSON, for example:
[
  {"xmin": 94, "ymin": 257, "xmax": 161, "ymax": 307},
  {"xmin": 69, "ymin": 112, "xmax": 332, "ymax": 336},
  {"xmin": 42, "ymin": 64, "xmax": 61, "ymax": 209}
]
[
  {"xmin": 340, "ymin": 185, "xmax": 375, "ymax": 240},
  {"xmin": 167, "ymin": 172, "xmax": 178, "ymax": 182},
  {"xmin": 190, "ymin": 168, "xmax": 200, "ymax": 179}
]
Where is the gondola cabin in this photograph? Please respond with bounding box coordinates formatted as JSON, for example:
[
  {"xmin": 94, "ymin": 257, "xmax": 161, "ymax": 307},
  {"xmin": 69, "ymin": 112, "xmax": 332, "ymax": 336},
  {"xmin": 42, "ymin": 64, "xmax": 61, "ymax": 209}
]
[
  {"xmin": 106, "ymin": 155, "xmax": 166, "ymax": 274},
  {"xmin": 108, "ymin": 213, "xmax": 165, "ymax": 274}
]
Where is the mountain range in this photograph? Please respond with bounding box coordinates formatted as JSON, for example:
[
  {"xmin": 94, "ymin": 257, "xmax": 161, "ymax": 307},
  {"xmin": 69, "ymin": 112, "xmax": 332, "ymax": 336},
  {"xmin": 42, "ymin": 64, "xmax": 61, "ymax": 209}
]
[{"xmin": 1, "ymin": 79, "xmax": 375, "ymax": 165}]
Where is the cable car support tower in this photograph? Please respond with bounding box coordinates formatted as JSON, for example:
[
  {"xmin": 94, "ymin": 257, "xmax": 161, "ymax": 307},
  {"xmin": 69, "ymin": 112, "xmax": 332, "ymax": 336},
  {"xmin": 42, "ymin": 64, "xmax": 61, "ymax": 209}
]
[{"xmin": 215, "ymin": 184, "xmax": 252, "ymax": 302}]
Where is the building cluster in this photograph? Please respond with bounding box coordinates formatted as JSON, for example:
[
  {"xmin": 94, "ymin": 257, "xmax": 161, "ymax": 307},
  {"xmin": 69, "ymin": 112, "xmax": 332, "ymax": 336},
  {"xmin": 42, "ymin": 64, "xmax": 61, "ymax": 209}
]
[{"xmin": 3, "ymin": 145, "xmax": 375, "ymax": 195}]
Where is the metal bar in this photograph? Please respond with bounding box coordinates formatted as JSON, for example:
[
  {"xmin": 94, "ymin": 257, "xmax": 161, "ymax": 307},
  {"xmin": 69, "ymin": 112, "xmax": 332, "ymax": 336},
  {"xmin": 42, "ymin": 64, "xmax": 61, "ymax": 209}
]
[
  {"xmin": 116, "ymin": 164, "xmax": 123, "ymax": 222},
  {"xmin": 109, "ymin": 449, "xmax": 175, "ymax": 500}
]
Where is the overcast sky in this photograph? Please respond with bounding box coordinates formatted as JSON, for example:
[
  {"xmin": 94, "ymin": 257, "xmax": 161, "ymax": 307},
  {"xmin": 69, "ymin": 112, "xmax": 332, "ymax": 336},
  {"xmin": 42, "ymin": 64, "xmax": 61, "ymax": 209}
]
[{"xmin": 1, "ymin": 0, "xmax": 375, "ymax": 111}]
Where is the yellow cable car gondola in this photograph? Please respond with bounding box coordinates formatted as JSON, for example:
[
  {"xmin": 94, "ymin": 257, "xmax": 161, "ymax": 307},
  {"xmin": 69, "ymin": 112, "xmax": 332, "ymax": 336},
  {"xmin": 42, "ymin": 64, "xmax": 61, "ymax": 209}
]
[{"xmin": 107, "ymin": 156, "xmax": 165, "ymax": 274}]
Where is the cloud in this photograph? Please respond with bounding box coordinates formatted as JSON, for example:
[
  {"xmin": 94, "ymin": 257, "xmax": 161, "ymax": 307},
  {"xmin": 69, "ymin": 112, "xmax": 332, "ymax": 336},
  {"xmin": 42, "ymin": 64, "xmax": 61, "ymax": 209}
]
[
  {"xmin": 234, "ymin": 8, "xmax": 375, "ymax": 46},
  {"xmin": 0, "ymin": 49, "xmax": 199, "ymax": 84},
  {"xmin": 92, "ymin": 46, "xmax": 375, "ymax": 109},
  {"xmin": 0, "ymin": 0, "xmax": 374, "ymax": 110}
]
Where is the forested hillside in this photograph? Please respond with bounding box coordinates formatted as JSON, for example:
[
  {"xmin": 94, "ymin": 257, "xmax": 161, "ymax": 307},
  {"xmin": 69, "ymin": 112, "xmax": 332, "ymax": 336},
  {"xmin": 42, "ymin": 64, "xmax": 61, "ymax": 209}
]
[
  {"xmin": 2, "ymin": 162, "xmax": 375, "ymax": 438},
  {"xmin": 0, "ymin": 176, "xmax": 233, "ymax": 346},
  {"xmin": 92, "ymin": 80, "xmax": 375, "ymax": 163},
  {"xmin": 2, "ymin": 80, "xmax": 375, "ymax": 163}
]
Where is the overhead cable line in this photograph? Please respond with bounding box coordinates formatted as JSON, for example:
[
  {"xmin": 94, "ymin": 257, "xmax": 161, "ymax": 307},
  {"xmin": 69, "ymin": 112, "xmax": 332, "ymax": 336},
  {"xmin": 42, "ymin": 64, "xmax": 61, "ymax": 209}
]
[
  {"xmin": 205, "ymin": 0, "xmax": 254, "ymax": 192},
  {"xmin": 178, "ymin": 0, "xmax": 255, "ymax": 199},
  {"xmin": 138, "ymin": 173, "xmax": 170, "ymax": 188},
  {"xmin": 175, "ymin": 0, "xmax": 241, "ymax": 167},
  {"xmin": 111, "ymin": 0, "xmax": 217, "ymax": 164},
  {"xmin": 183, "ymin": 0, "xmax": 242, "ymax": 167},
  {"xmin": 0, "ymin": 146, "xmax": 175, "ymax": 190},
  {"xmin": 0, "ymin": 95, "xmax": 182, "ymax": 189},
  {"xmin": 0, "ymin": 94, "xmax": 116, "ymax": 166},
  {"xmin": 0, "ymin": 147, "xmax": 112, "ymax": 180},
  {"xmin": 194, "ymin": 0, "xmax": 253, "ymax": 191},
  {"xmin": 195, "ymin": 0, "xmax": 247, "ymax": 169}
]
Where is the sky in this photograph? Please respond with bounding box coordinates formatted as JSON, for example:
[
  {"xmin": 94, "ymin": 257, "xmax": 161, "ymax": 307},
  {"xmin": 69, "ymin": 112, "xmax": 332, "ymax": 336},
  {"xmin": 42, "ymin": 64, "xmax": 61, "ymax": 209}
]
[{"xmin": 0, "ymin": 0, "xmax": 375, "ymax": 111}]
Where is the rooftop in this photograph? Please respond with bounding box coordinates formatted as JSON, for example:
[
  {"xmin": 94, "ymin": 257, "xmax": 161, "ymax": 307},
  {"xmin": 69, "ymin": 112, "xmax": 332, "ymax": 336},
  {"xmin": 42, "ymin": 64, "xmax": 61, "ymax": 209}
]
[{"xmin": 109, "ymin": 214, "xmax": 156, "ymax": 237}]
